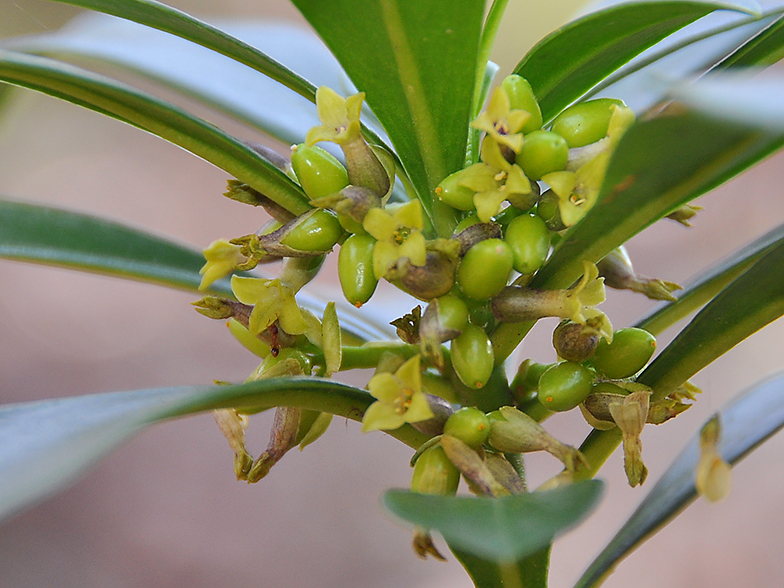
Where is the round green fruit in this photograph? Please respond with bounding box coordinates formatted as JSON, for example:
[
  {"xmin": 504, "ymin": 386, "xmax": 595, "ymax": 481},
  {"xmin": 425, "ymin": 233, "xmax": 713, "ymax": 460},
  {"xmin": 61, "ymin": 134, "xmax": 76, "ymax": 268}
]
[
  {"xmin": 338, "ymin": 234, "xmax": 378, "ymax": 307},
  {"xmin": 290, "ymin": 144, "xmax": 349, "ymax": 199},
  {"xmin": 590, "ymin": 327, "xmax": 656, "ymax": 379},
  {"xmin": 550, "ymin": 98, "xmax": 626, "ymax": 148},
  {"xmin": 434, "ymin": 295, "xmax": 469, "ymax": 333},
  {"xmin": 504, "ymin": 214, "xmax": 550, "ymax": 275},
  {"xmin": 281, "ymin": 209, "xmax": 343, "ymax": 252},
  {"xmin": 516, "ymin": 130, "xmax": 569, "ymax": 181},
  {"xmin": 410, "ymin": 445, "xmax": 460, "ymax": 496},
  {"xmin": 537, "ymin": 362, "xmax": 594, "ymax": 412},
  {"xmin": 501, "ymin": 75, "xmax": 543, "ymax": 134},
  {"xmin": 457, "ymin": 239, "xmax": 514, "ymax": 300},
  {"xmin": 436, "ymin": 170, "xmax": 476, "ymax": 211},
  {"xmin": 443, "ymin": 407, "xmax": 491, "ymax": 449},
  {"xmin": 451, "ymin": 324, "xmax": 494, "ymax": 389}
]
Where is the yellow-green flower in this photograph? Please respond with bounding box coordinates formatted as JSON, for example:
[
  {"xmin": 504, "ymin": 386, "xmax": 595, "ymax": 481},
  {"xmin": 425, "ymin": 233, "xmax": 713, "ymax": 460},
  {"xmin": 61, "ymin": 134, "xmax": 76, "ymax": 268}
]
[
  {"xmin": 199, "ymin": 239, "xmax": 246, "ymax": 290},
  {"xmin": 471, "ymin": 87, "xmax": 528, "ymax": 154},
  {"xmin": 305, "ymin": 86, "xmax": 364, "ymax": 147},
  {"xmin": 361, "ymin": 354, "xmax": 434, "ymax": 432},
  {"xmin": 458, "ymin": 139, "xmax": 531, "ymax": 222},
  {"xmin": 363, "ymin": 200, "xmax": 427, "ymax": 279},
  {"xmin": 231, "ymin": 275, "xmax": 308, "ymax": 336}
]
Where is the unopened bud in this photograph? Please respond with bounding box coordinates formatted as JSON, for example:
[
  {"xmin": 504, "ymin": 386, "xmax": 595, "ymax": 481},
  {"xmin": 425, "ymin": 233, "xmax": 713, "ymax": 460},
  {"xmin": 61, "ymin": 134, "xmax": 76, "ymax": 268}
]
[
  {"xmin": 223, "ymin": 179, "xmax": 296, "ymax": 224},
  {"xmin": 212, "ymin": 409, "xmax": 253, "ymax": 480},
  {"xmin": 598, "ymin": 246, "xmax": 681, "ymax": 302},
  {"xmin": 696, "ymin": 415, "xmax": 731, "ymax": 502},
  {"xmin": 440, "ymin": 434, "xmax": 509, "ymax": 497},
  {"xmin": 247, "ymin": 406, "xmax": 301, "ymax": 483},
  {"xmin": 609, "ymin": 390, "xmax": 650, "ymax": 487},
  {"xmin": 400, "ymin": 251, "xmax": 456, "ymax": 301}
]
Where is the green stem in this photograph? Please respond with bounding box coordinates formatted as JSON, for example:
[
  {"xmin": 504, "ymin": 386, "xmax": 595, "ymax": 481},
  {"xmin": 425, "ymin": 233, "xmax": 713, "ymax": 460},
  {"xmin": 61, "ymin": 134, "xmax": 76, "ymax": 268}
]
[
  {"xmin": 489, "ymin": 320, "xmax": 535, "ymax": 366},
  {"xmin": 340, "ymin": 343, "xmax": 419, "ymax": 371},
  {"xmin": 473, "ymin": 0, "xmax": 510, "ymax": 119},
  {"xmin": 573, "ymin": 427, "xmax": 623, "ymax": 482}
]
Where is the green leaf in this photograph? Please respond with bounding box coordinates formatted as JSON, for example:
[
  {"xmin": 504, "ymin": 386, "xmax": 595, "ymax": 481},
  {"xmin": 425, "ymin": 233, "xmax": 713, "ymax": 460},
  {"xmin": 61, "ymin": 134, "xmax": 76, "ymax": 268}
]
[
  {"xmin": 452, "ymin": 545, "xmax": 550, "ymax": 588},
  {"xmin": 718, "ymin": 11, "xmax": 784, "ymax": 67},
  {"xmin": 0, "ymin": 198, "xmax": 395, "ymax": 342},
  {"xmin": 0, "ymin": 377, "xmax": 429, "ymax": 522},
  {"xmin": 639, "ymin": 235, "xmax": 784, "ymax": 402},
  {"xmin": 533, "ymin": 110, "xmax": 784, "ymax": 291},
  {"xmin": 0, "ymin": 48, "xmax": 311, "ymax": 216},
  {"xmin": 46, "ymin": 0, "xmax": 316, "ymax": 101},
  {"xmin": 574, "ymin": 372, "xmax": 784, "ymax": 588},
  {"xmin": 638, "ymin": 221, "xmax": 784, "ymax": 335},
  {"xmin": 383, "ymin": 481, "xmax": 603, "ymax": 562},
  {"xmin": 4, "ymin": 14, "xmax": 345, "ymax": 147},
  {"xmin": 514, "ymin": 0, "xmax": 761, "ymax": 122},
  {"xmin": 290, "ymin": 0, "xmax": 483, "ymax": 236}
]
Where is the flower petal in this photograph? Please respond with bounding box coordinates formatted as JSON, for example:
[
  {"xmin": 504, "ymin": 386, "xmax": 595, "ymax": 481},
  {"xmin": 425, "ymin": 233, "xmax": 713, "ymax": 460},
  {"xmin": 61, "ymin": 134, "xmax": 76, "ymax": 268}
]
[
  {"xmin": 361, "ymin": 400, "xmax": 406, "ymax": 432},
  {"xmin": 399, "ymin": 231, "xmax": 427, "ymax": 267}
]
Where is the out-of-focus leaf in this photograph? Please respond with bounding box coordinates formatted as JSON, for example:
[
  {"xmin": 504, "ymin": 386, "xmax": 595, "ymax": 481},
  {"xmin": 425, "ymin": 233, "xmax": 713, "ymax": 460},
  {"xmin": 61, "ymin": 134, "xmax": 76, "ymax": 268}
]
[
  {"xmin": 533, "ymin": 110, "xmax": 783, "ymax": 291},
  {"xmin": 718, "ymin": 11, "xmax": 784, "ymax": 66},
  {"xmin": 0, "ymin": 198, "xmax": 394, "ymax": 342},
  {"xmin": 638, "ymin": 221, "xmax": 784, "ymax": 335},
  {"xmin": 452, "ymin": 546, "xmax": 550, "ymax": 588},
  {"xmin": 383, "ymin": 481, "xmax": 603, "ymax": 562},
  {"xmin": 0, "ymin": 377, "xmax": 428, "ymax": 522},
  {"xmin": 4, "ymin": 14, "xmax": 345, "ymax": 147},
  {"xmin": 575, "ymin": 372, "xmax": 784, "ymax": 588},
  {"xmin": 0, "ymin": 48, "xmax": 311, "ymax": 216},
  {"xmin": 514, "ymin": 0, "xmax": 761, "ymax": 122},
  {"xmin": 290, "ymin": 0, "xmax": 483, "ymax": 237}
]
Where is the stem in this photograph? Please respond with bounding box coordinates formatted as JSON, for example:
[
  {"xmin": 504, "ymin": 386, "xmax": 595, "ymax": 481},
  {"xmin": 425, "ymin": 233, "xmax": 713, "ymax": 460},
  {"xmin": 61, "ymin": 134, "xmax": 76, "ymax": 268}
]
[
  {"xmin": 340, "ymin": 343, "xmax": 419, "ymax": 371},
  {"xmin": 489, "ymin": 320, "xmax": 534, "ymax": 366}
]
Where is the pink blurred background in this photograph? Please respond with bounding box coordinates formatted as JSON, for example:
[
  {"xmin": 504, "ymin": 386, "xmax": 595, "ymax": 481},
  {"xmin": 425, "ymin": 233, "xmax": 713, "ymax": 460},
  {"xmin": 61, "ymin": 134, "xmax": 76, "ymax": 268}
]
[{"xmin": 2, "ymin": 0, "xmax": 784, "ymax": 586}]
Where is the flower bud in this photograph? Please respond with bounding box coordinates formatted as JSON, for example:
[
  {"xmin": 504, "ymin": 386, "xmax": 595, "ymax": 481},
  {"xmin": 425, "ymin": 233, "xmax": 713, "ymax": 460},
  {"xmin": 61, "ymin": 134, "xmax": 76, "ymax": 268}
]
[
  {"xmin": 440, "ymin": 434, "xmax": 509, "ymax": 497},
  {"xmin": 598, "ymin": 246, "xmax": 681, "ymax": 302},
  {"xmin": 552, "ymin": 320, "xmax": 599, "ymax": 363},
  {"xmin": 400, "ymin": 251, "xmax": 456, "ymax": 300},
  {"xmin": 608, "ymin": 390, "xmax": 650, "ymax": 487},
  {"xmin": 695, "ymin": 415, "xmax": 731, "ymax": 502}
]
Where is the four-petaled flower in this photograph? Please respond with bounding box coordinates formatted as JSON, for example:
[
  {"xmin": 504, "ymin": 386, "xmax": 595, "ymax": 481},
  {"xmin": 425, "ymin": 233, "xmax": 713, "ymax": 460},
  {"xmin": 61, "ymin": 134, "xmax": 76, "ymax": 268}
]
[
  {"xmin": 305, "ymin": 86, "xmax": 364, "ymax": 147},
  {"xmin": 199, "ymin": 239, "xmax": 246, "ymax": 290},
  {"xmin": 471, "ymin": 87, "xmax": 529, "ymax": 154},
  {"xmin": 363, "ymin": 200, "xmax": 427, "ymax": 279},
  {"xmin": 231, "ymin": 275, "xmax": 308, "ymax": 336},
  {"xmin": 361, "ymin": 354, "xmax": 434, "ymax": 432},
  {"xmin": 457, "ymin": 139, "xmax": 531, "ymax": 222}
]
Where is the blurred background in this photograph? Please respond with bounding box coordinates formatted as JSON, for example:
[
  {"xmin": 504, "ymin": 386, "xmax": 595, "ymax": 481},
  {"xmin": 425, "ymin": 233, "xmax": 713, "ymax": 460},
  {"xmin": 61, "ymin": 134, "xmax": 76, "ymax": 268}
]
[{"xmin": 1, "ymin": 0, "xmax": 784, "ymax": 587}]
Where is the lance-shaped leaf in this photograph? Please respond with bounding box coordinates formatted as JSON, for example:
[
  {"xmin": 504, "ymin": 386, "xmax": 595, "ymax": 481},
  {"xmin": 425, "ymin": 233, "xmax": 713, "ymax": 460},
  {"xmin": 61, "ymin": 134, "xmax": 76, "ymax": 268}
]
[
  {"xmin": 513, "ymin": 0, "xmax": 761, "ymax": 122},
  {"xmin": 0, "ymin": 48, "xmax": 311, "ymax": 216},
  {"xmin": 718, "ymin": 11, "xmax": 784, "ymax": 67},
  {"xmin": 637, "ymin": 220, "xmax": 784, "ymax": 335},
  {"xmin": 578, "ymin": 236, "xmax": 784, "ymax": 479},
  {"xmin": 574, "ymin": 373, "xmax": 784, "ymax": 588},
  {"xmin": 290, "ymin": 0, "xmax": 482, "ymax": 236},
  {"xmin": 0, "ymin": 198, "xmax": 394, "ymax": 342},
  {"xmin": 4, "ymin": 14, "xmax": 345, "ymax": 147},
  {"xmin": 451, "ymin": 546, "xmax": 550, "ymax": 588},
  {"xmin": 383, "ymin": 481, "xmax": 603, "ymax": 562},
  {"xmin": 0, "ymin": 378, "xmax": 429, "ymax": 522},
  {"xmin": 533, "ymin": 109, "xmax": 784, "ymax": 291}
]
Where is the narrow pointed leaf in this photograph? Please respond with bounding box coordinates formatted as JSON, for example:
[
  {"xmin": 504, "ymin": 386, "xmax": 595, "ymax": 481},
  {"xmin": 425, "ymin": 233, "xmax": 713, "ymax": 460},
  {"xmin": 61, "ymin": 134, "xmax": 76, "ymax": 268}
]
[
  {"xmin": 514, "ymin": 0, "xmax": 761, "ymax": 122},
  {"xmin": 383, "ymin": 481, "xmax": 603, "ymax": 562},
  {"xmin": 4, "ymin": 14, "xmax": 345, "ymax": 146},
  {"xmin": 718, "ymin": 11, "xmax": 784, "ymax": 67},
  {"xmin": 0, "ymin": 48, "xmax": 311, "ymax": 216},
  {"xmin": 533, "ymin": 110, "xmax": 784, "ymax": 291},
  {"xmin": 575, "ymin": 373, "xmax": 784, "ymax": 588},
  {"xmin": 638, "ymin": 221, "xmax": 784, "ymax": 335},
  {"xmin": 452, "ymin": 546, "xmax": 550, "ymax": 588},
  {"xmin": 0, "ymin": 377, "xmax": 428, "ymax": 522},
  {"xmin": 290, "ymin": 0, "xmax": 482, "ymax": 236},
  {"xmin": 0, "ymin": 198, "xmax": 394, "ymax": 342}
]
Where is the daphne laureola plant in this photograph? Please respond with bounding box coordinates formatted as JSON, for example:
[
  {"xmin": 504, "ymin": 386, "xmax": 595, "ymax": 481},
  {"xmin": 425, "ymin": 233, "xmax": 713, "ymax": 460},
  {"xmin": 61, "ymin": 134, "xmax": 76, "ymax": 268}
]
[{"xmin": 2, "ymin": 0, "xmax": 784, "ymax": 586}]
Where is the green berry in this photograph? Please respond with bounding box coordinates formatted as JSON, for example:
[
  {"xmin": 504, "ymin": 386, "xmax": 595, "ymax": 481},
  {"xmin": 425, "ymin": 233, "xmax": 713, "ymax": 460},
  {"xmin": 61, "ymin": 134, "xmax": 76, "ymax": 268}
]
[
  {"xmin": 410, "ymin": 445, "xmax": 460, "ymax": 496},
  {"xmin": 589, "ymin": 327, "xmax": 656, "ymax": 379},
  {"xmin": 504, "ymin": 213, "xmax": 550, "ymax": 275},
  {"xmin": 436, "ymin": 170, "xmax": 476, "ymax": 211},
  {"xmin": 550, "ymin": 98, "xmax": 626, "ymax": 148},
  {"xmin": 443, "ymin": 407, "xmax": 491, "ymax": 449},
  {"xmin": 281, "ymin": 209, "xmax": 343, "ymax": 252},
  {"xmin": 338, "ymin": 234, "xmax": 378, "ymax": 307},
  {"xmin": 538, "ymin": 362, "xmax": 593, "ymax": 412},
  {"xmin": 501, "ymin": 75, "xmax": 543, "ymax": 134},
  {"xmin": 451, "ymin": 323, "xmax": 494, "ymax": 389},
  {"xmin": 290, "ymin": 144, "xmax": 349, "ymax": 199},
  {"xmin": 536, "ymin": 189, "xmax": 565, "ymax": 232},
  {"xmin": 516, "ymin": 130, "xmax": 569, "ymax": 180},
  {"xmin": 434, "ymin": 295, "xmax": 469, "ymax": 332},
  {"xmin": 457, "ymin": 239, "xmax": 514, "ymax": 300}
]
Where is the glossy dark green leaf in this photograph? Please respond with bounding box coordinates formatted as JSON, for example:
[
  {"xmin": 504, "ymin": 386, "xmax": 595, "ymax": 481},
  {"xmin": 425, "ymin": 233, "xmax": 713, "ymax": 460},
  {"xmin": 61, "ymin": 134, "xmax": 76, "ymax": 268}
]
[
  {"xmin": 514, "ymin": 0, "xmax": 761, "ymax": 122},
  {"xmin": 383, "ymin": 481, "xmax": 603, "ymax": 562},
  {"xmin": 0, "ymin": 377, "xmax": 428, "ymax": 522},
  {"xmin": 290, "ymin": 0, "xmax": 482, "ymax": 236},
  {"xmin": 4, "ymin": 14, "xmax": 345, "ymax": 147},
  {"xmin": 0, "ymin": 198, "xmax": 394, "ymax": 342},
  {"xmin": 718, "ymin": 11, "xmax": 784, "ymax": 66},
  {"xmin": 452, "ymin": 545, "xmax": 550, "ymax": 588},
  {"xmin": 0, "ymin": 48, "xmax": 311, "ymax": 216},
  {"xmin": 637, "ymin": 221, "xmax": 784, "ymax": 335},
  {"xmin": 575, "ymin": 372, "xmax": 784, "ymax": 588},
  {"xmin": 533, "ymin": 110, "xmax": 783, "ymax": 291}
]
